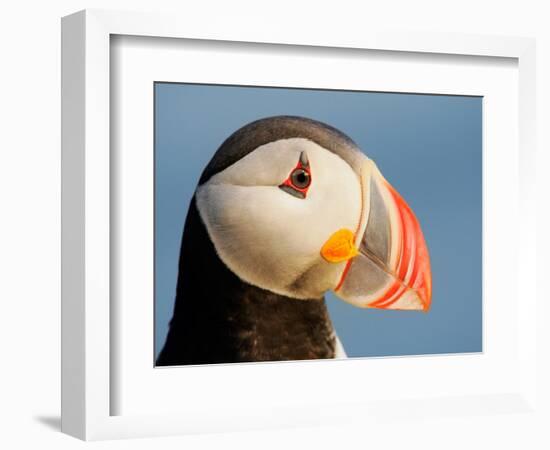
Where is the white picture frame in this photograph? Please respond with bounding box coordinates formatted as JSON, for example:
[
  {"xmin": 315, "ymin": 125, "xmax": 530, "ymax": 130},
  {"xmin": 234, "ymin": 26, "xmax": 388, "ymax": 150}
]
[{"xmin": 61, "ymin": 9, "xmax": 538, "ymax": 441}]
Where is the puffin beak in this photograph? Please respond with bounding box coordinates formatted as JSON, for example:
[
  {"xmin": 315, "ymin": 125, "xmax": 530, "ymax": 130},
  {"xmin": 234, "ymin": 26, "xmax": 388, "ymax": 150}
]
[{"xmin": 323, "ymin": 161, "xmax": 432, "ymax": 311}]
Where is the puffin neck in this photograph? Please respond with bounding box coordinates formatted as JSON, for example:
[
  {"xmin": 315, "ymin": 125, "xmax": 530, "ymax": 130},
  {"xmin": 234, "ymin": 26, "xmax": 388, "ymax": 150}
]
[{"xmin": 156, "ymin": 197, "xmax": 337, "ymax": 366}]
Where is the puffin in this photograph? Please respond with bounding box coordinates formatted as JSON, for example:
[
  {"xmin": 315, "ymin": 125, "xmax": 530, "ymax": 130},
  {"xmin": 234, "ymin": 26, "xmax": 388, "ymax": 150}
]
[{"xmin": 156, "ymin": 116, "xmax": 432, "ymax": 366}]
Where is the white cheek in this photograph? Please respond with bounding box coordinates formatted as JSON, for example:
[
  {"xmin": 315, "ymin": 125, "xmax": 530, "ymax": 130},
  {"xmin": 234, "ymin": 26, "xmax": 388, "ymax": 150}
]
[
  {"xmin": 196, "ymin": 139, "xmax": 364, "ymax": 298},
  {"xmin": 197, "ymin": 185, "xmax": 312, "ymax": 289}
]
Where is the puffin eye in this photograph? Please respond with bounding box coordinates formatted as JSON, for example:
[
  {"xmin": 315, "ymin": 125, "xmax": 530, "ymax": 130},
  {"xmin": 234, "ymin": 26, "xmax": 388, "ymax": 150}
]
[
  {"xmin": 279, "ymin": 151, "xmax": 312, "ymax": 199},
  {"xmin": 290, "ymin": 169, "xmax": 311, "ymax": 189}
]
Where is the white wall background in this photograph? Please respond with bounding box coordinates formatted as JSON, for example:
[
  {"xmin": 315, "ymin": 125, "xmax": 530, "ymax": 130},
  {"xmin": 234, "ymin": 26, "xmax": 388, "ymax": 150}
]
[{"xmin": 0, "ymin": 1, "xmax": 548, "ymax": 449}]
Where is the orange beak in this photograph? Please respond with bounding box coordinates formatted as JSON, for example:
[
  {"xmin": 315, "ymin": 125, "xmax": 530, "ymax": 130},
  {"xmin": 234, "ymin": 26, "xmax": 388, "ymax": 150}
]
[{"xmin": 326, "ymin": 162, "xmax": 432, "ymax": 311}]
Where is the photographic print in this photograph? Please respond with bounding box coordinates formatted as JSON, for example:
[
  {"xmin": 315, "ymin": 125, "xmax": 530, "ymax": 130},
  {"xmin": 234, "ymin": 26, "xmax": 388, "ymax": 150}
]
[{"xmin": 154, "ymin": 83, "xmax": 482, "ymax": 366}]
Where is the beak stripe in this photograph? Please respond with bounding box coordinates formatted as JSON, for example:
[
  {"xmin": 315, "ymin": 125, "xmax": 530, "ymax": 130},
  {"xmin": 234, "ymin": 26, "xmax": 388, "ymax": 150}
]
[
  {"xmin": 368, "ymin": 181, "xmax": 425, "ymax": 309},
  {"xmin": 367, "ymin": 183, "xmax": 409, "ymax": 307},
  {"xmin": 335, "ymin": 259, "xmax": 353, "ymax": 292},
  {"xmin": 368, "ymin": 279, "xmax": 403, "ymax": 307},
  {"xmin": 335, "ymin": 167, "xmax": 367, "ymax": 292},
  {"xmin": 332, "ymin": 161, "xmax": 431, "ymax": 312}
]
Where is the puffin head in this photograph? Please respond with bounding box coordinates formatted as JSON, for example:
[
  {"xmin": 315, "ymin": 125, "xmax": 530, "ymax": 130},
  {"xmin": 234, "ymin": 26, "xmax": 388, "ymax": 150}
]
[{"xmin": 195, "ymin": 116, "xmax": 432, "ymax": 311}]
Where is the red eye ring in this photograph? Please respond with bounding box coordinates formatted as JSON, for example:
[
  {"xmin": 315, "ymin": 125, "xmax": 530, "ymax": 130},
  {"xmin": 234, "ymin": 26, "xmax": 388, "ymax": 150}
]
[{"xmin": 279, "ymin": 151, "xmax": 312, "ymax": 199}]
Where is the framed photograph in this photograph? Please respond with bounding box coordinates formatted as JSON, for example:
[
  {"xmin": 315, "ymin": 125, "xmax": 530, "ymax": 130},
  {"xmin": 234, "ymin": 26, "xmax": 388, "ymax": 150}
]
[{"xmin": 61, "ymin": 9, "xmax": 538, "ymax": 440}]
